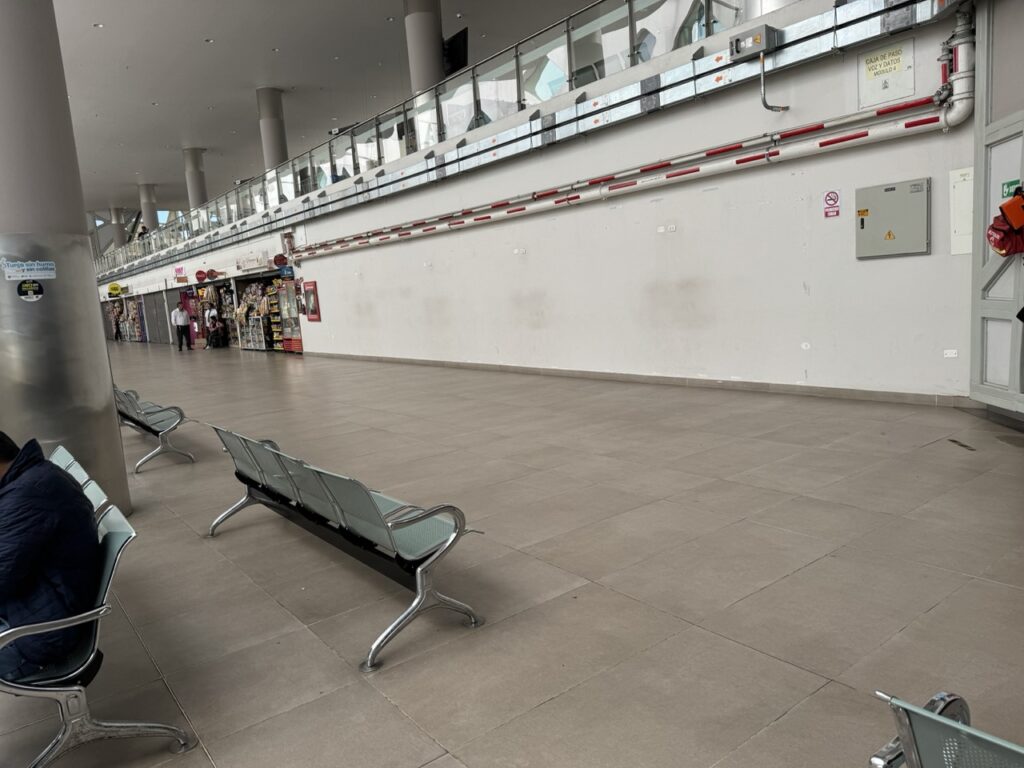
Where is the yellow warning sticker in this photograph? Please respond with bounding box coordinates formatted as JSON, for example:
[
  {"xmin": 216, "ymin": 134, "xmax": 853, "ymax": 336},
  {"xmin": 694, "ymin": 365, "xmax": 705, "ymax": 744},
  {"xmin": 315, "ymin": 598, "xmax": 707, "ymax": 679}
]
[
  {"xmin": 884, "ymin": 230, "xmax": 895, "ymax": 240},
  {"xmin": 858, "ymin": 209, "xmax": 870, "ymax": 217}
]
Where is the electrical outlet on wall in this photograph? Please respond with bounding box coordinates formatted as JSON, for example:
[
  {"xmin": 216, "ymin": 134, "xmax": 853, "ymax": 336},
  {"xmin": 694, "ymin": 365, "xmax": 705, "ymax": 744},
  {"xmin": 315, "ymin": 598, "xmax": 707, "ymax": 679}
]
[{"xmin": 943, "ymin": 349, "xmax": 959, "ymax": 359}]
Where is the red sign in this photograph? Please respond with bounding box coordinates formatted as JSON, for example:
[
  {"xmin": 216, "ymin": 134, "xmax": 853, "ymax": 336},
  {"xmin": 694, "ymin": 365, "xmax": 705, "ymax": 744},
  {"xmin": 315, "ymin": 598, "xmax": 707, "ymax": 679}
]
[
  {"xmin": 823, "ymin": 190, "xmax": 841, "ymax": 218},
  {"xmin": 195, "ymin": 270, "xmax": 207, "ymax": 283},
  {"xmin": 273, "ymin": 254, "xmax": 288, "ymax": 268},
  {"xmin": 206, "ymin": 269, "xmax": 219, "ymax": 280}
]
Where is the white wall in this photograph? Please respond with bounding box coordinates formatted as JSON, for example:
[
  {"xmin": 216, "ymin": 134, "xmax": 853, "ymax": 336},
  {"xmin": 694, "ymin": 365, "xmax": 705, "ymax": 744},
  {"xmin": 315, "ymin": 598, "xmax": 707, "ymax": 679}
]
[{"xmin": 112, "ymin": 20, "xmax": 975, "ymax": 398}]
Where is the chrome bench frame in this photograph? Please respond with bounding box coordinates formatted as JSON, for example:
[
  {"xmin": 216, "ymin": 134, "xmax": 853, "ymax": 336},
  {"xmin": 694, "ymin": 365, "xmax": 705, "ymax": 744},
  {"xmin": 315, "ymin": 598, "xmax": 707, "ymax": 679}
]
[{"xmin": 113, "ymin": 388, "xmax": 195, "ymax": 473}]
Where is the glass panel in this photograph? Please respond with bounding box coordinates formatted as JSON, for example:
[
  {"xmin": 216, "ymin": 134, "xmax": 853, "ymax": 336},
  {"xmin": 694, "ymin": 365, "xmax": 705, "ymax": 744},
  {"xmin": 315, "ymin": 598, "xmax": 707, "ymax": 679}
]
[
  {"xmin": 330, "ymin": 135, "xmax": 355, "ymax": 181},
  {"xmin": 265, "ymin": 169, "xmax": 281, "ymax": 207},
  {"xmin": 277, "ymin": 161, "xmax": 295, "ymax": 201},
  {"xmin": 237, "ymin": 184, "xmax": 254, "ymax": 218},
  {"xmin": 293, "ymin": 153, "xmax": 313, "ymax": 195},
  {"xmin": 353, "ymin": 121, "xmax": 380, "ymax": 174},
  {"xmin": 986, "ymin": 135, "xmax": 1022, "ymax": 266},
  {"xmin": 206, "ymin": 201, "xmax": 221, "ymax": 229},
  {"xmin": 311, "ymin": 143, "xmax": 332, "ymax": 189},
  {"xmin": 216, "ymin": 195, "xmax": 229, "ymax": 226},
  {"xmin": 631, "ymin": 0, "xmax": 688, "ymax": 61},
  {"xmin": 190, "ymin": 210, "xmax": 203, "ymax": 237},
  {"xmin": 984, "ymin": 318, "xmax": 1012, "ymax": 388},
  {"xmin": 378, "ymin": 109, "xmax": 407, "ymax": 165},
  {"xmin": 226, "ymin": 190, "xmax": 239, "ymax": 223},
  {"xmin": 438, "ymin": 70, "xmax": 476, "ymax": 138},
  {"xmin": 250, "ymin": 178, "xmax": 267, "ymax": 213},
  {"xmin": 476, "ymin": 49, "xmax": 520, "ymax": 123},
  {"xmin": 570, "ymin": 0, "xmax": 631, "ymax": 88},
  {"xmin": 408, "ymin": 92, "xmax": 440, "ymax": 151},
  {"xmin": 519, "ymin": 23, "xmax": 571, "ymax": 105}
]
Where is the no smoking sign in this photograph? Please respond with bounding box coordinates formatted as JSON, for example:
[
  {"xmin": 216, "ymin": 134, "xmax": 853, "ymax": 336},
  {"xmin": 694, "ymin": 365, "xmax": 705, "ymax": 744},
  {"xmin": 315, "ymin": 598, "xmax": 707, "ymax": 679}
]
[{"xmin": 824, "ymin": 190, "xmax": 841, "ymax": 218}]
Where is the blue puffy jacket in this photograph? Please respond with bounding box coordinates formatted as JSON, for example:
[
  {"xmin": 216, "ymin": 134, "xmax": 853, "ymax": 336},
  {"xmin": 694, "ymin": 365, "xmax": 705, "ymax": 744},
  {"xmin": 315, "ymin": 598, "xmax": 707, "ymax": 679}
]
[{"xmin": 0, "ymin": 440, "xmax": 101, "ymax": 664}]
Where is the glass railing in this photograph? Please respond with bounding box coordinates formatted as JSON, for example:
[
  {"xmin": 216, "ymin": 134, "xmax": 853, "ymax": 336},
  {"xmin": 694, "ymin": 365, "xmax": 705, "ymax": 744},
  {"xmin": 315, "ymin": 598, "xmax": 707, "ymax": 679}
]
[{"xmin": 96, "ymin": 0, "xmax": 755, "ymax": 276}]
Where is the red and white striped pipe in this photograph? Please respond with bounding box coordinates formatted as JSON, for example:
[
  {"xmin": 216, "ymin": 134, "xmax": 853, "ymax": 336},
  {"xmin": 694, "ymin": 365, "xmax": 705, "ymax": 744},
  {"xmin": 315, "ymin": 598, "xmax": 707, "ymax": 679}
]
[{"xmin": 295, "ymin": 11, "xmax": 974, "ymax": 263}]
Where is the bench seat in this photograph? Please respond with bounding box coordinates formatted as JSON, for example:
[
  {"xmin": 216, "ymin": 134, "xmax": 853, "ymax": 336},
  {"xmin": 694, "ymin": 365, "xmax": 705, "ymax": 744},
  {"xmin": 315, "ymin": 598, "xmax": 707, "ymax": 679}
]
[{"xmin": 113, "ymin": 388, "xmax": 195, "ymax": 473}]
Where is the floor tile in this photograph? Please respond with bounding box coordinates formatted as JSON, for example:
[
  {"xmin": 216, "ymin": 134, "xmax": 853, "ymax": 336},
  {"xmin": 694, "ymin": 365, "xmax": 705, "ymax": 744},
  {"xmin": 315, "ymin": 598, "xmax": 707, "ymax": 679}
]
[
  {"xmin": 370, "ymin": 584, "xmax": 687, "ymax": 749},
  {"xmin": 601, "ymin": 521, "xmax": 835, "ymax": 622},
  {"xmin": 752, "ymin": 495, "xmax": 892, "ymax": 546},
  {"xmin": 727, "ymin": 449, "xmax": 881, "ymax": 494},
  {"xmin": 456, "ymin": 627, "xmax": 824, "ymax": 768},
  {"xmin": 808, "ymin": 460, "xmax": 981, "ymax": 515},
  {"xmin": 206, "ymin": 683, "xmax": 443, "ymax": 768},
  {"xmin": 166, "ymin": 628, "xmax": 356, "ymax": 741},
  {"xmin": 704, "ymin": 549, "xmax": 968, "ymax": 678}
]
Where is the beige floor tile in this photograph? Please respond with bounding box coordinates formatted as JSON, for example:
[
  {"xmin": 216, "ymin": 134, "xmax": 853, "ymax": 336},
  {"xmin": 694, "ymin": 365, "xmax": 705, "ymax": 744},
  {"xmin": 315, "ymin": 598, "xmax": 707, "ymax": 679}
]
[
  {"xmin": 808, "ymin": 460, "xmax": 981, "ymax": 515},
  {"xmin": 456, "ymin": 627, "xmax": 824, "ymax": 768},
  {"xmin": 752, "ymin": 495, "xmax": 892, "ymax": 546},
  {"xmin": 983, "ymin": 546, "xmax": 1024, "ymax": 588},
  {"xmin": 601, "ymin": 521, "xmax": 835, "ymax": 622},
  {"xmin": 754, "ymin": 417, "xmax": 885, "ymax": 448},
  {"xmin": 827, "ymin": 422, "xmax": 957, "ymax": 454},
  {"xmin": 668, "ymin": 478, "xmax": 795, "ymax": 515},
  {"xmin": 712, "ymin": 682, "xmax": 894, "ymax": 768},
  {"xmin": 136, "ymin": 582, "xmax": 303, "ymax": 674},
  {"xmin": 672, "ymin": 439, "xmax": 804, "ymax": 478},
  {"xmin": 167, "ymin": 628, "xmax": 356, "ymax": 741},
  {"xmin": 704, "ymin": 549, "xmax": 968, "ymax": 678},
  {"xmin": 839, "ymin": 580, "xmax": 1024, "ymax": 742},
  {"xmin": 842, "ymin": 517, "xmax": 1018, "ymax": 577},
  {"xmin": 370, "ymin": 584, "xmax": 687, "ymax": 749},
  {"xmin": 727, "ymin": 449, "xmax": 882, "ymax": 494},
  {"xmin": 224, "ymin": 531, "xmax": 351, "ymax": 588},
  {"xmin": 526, "ymin": 499, "xmax": 740, "ymax": 580},
  {"xmin": 206, "ymin": 683, "xmax": 443, "ymax": 768},
  {"xmin": 481, "ymin": 484, "xmax": 657, "ymax": 548}
]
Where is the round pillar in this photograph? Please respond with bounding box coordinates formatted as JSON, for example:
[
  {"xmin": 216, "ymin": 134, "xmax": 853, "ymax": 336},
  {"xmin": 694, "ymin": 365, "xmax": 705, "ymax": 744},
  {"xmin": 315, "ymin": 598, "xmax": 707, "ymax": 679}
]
[
  {"xmin": 138, "ymin": 183, "xmax": 158, "ymax": 230},
  {"xmin": 110, "ymin": 206, "xmax": 126, "ymax": 247},
  {"xmin": 183, "ymin": 148, "xmax": 208, "ymax": 209},
  {"xmin": 0, "ymin": 0, "xmax": 131, "ymax": 512},
  {"xmin": 256, "ymin": 87, "xmax": 288, "ymax": 170},
  {"xmin": 404, "ymin": 0, "xmax": 445, "ymax": 94}
]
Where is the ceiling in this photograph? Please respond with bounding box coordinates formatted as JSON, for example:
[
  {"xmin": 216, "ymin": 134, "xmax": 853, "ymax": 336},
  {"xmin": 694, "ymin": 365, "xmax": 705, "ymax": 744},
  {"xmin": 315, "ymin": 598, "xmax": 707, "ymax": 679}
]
[{"xmin": 55, "ymin": 0, "xmax": 593, "ymax": 213}]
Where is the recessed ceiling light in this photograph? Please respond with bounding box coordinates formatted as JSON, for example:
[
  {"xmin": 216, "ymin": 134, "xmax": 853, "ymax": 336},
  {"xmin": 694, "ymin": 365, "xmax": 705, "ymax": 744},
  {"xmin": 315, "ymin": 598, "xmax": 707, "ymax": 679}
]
[
  {"xmin": 456, "ymin": 12, "xmax": 464, "ymax": 19},
  {"xmin": 230, "ymin": 130, "xmax": 238, "ymax": 135},
  {"xmin": 204, "ymin": 38, "xmax": 214, "ymax": 43},
  {"xmin": 331, "ymin": 116, "xmax": 338, "ymax": 121},
  {"xmin": 333, "ymin": 55, "xmax": 340, "ymax": 61},
  {"xmin": 481, "ymin": 32, "xmax": 487, "ymax": 38},
  {"xmin": 208, "ymin": 105, "xmax": 215, "ymax": 110},
  {"xmin": 386, "ymin": 16, "xmax": 395, "ymax": 22},
  {"xmin": 271, "ymin": 47, "xmax": 280, "ymax": 52},
  {"xmin": 150, "ymin": 101, "xmax": 158, "ymax": 106},
  {"xmin": 93, "ymin": 22, "xmax": 104, "ymax": 28}
]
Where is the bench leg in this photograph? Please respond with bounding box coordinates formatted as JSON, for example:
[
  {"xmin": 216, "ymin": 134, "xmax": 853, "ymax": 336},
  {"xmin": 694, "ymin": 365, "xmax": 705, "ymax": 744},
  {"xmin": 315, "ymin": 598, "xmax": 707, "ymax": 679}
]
[
  {"xmin": 30, "ymin": 688, "xmax": 194, "ymax": 768},
  {"xmin": 133, "ymin": 434, "xmax": 196, "ymax": 474},
  {"xmin": 209, "ymin": 491, "xmax": 261, "ymax": 537},
  {"xmin": 362, "ymin": 557, "xmax": 484, "ymax": 673}
]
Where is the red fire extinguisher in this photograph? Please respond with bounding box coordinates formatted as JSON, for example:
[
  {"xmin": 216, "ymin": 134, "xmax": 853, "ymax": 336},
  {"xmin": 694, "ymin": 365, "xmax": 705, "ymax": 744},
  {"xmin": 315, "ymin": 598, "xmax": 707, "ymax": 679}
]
[{"xmin": 987, "ymin": 186, "xmax": 1024, "ymax": 258}]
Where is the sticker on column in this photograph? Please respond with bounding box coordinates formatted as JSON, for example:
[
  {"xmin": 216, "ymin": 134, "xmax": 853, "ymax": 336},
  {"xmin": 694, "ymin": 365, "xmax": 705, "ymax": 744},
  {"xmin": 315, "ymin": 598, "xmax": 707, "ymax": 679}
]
[
  {"xmin": 16, "ymin": 280, "xmax": 44, "ymax": 302},
  {"xmin": 0, "ymin": 257, "xmax": 57, "ymax": 281}
]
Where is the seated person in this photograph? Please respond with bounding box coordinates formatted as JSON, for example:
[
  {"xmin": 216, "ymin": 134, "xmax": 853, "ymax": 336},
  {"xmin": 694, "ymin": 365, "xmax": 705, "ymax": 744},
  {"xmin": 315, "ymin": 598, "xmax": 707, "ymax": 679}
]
[{"xmin": 0, "ymin": 432, "xmax": 101, "ymax": 681}]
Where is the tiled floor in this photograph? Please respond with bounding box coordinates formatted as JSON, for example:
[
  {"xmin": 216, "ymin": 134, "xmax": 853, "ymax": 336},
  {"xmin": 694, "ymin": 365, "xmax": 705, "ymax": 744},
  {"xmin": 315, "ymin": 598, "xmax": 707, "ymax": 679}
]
[{"xmin": 3, "ymin": 342, "xmax": 1023, "ymax": 768}]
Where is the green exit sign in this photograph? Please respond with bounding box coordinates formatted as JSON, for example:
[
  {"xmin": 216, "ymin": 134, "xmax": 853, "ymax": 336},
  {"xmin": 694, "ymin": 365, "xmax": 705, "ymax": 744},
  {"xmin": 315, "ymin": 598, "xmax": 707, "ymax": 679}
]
[{"xmin": 1003, "ymin": 179, "xmax": 1021, "ymax": 198}]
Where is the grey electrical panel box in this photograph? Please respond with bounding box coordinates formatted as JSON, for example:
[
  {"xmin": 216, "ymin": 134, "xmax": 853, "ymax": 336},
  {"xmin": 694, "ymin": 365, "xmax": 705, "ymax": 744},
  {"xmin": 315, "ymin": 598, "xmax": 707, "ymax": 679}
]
[
  {"xmin": 855, "ymin": 178, "xmax": 931, "ymax": 259},
  {"xmin": 729, "ymin": 25, "xmax": 781, "ymax": 62}
]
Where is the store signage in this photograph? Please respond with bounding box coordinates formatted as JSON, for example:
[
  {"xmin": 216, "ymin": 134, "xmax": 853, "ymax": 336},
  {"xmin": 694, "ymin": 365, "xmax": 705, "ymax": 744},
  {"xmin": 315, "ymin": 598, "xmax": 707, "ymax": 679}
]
[
  {"xmin": 272, "ymin": 254, "xmax": 288, "ymax": 268},
  {"xmin": 196, "ymin": 270, "xmax": 208, "ymax": 283},
  {"xmin": 17, "ymin": 280, "xmax": 44, "ymax": 303},
  {"xmin": 278, "ymin": 266, "xmax": 295, "ymax": 279},
  {"xmin": 108, "ymin": 283, "xmax": 123, "ymax": 296},
  {"xmin": 1003, "ymin": 179, "xmax": 1022, "ymax": 199},
  {"xmin": 236, "ymin": 255, "xmax": 269, "ymax": 272},
  {"xmin": 206, "ymin": 269, "xmax": 219, "ymax": 280},
  {"xmin": 175, "ymin": 276, "xmax": 188, "ymax": 284}
]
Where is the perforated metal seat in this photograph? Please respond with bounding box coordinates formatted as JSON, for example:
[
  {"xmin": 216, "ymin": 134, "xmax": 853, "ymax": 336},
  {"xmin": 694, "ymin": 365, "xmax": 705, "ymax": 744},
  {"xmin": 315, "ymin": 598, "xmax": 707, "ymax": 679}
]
[{"xmin": 113, "ymin": 388, "xmax": 195, "ymax": 473}]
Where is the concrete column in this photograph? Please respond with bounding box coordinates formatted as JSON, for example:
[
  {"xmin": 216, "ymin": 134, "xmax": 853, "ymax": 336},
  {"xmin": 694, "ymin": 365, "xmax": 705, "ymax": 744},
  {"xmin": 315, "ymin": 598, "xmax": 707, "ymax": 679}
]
[
  {"xmin": 404, "ymin": 0, "xmax": 445, "ymax": 94},
  {"xmin": 0, "ymin": 0, "xmax": 131, "ymax": 511},
  {"xmin": 138, "ymin": 183, "xmax": 158, "ymax": 230},
  {"xmin": 183, "ymin": 147, "xmax": 208, "ymax": 209},
  {"xmin": 110, "ymin": 206, "xmax": 126, "ymax": 247},
  {"xmin": 256, "ymin": 87, "xmax": 288, "ymax": 170}
]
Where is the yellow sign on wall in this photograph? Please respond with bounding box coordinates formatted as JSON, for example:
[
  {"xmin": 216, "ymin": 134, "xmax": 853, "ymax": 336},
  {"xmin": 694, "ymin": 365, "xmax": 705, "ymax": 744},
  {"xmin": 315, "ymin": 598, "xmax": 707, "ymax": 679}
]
[{"xmin": 108, "ymin": 283, "xmax": 123, "ymax": 296}]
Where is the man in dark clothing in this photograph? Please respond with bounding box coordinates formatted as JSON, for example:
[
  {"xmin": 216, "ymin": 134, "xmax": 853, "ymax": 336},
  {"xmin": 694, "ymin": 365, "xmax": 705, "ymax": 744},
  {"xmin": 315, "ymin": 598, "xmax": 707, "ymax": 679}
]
[{"xmin": 0, "ymin": 432, "xmax": 101, "ymax": 682}]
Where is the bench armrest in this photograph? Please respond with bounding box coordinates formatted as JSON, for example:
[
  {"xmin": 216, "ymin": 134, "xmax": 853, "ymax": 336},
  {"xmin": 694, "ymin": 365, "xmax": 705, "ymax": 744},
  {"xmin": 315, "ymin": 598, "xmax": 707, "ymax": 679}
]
[
  {"xmin": 386, "ymin": 504, "xmax": 466, "ymax": 533},
  {"xmin": 0, "ymin": 605, "xmax": 112, "ymax": 653}
]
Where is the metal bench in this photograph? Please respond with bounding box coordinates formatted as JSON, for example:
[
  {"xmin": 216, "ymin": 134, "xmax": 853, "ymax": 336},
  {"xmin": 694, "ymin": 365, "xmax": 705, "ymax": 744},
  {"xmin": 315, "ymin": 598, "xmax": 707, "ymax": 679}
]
[
  {"xmin": 113, "ymin": 388, "xmax": 195, "ymax": 473},
  {"xmin": 48, "ymin": 446, "xmax": 110, "ymax": 516},
  {"xmin": 207, "ymin": 425, "xmax": 484, "ymax": 671},
  {"xmin": 0, "ymin": 506, "xmax": 195, "ymax": 767},
  {"xmin": 872, "ymin": 691, "xmax": 1024, "ymax": 768}
]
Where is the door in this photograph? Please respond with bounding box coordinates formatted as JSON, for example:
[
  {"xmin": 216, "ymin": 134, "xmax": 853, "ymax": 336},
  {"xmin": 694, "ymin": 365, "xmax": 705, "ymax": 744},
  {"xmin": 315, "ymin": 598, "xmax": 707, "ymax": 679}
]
[{"xmin": 971, "ymin": 0, "xmax": 1024, "ymax": 414}]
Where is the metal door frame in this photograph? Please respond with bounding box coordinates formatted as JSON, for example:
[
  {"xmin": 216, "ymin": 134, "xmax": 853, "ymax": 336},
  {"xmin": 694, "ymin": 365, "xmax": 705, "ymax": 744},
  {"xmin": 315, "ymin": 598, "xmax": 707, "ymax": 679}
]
[{"xmin": 970, "ymin": 0, "xmax": 1024, "ymax": 413}]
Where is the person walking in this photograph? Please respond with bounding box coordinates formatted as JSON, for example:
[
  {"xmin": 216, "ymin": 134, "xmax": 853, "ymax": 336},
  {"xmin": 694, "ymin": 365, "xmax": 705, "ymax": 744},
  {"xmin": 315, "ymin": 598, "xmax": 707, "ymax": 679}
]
[
  {"xmin": 171, "ymin": 301, "xmax": 192, "ymax": 351},
  {"xmin": 203, "ymin": 302, "xmax": 219, "ymax": 349},
  {"xmin": 112, "ymin": 304, "xmax": 124, "ymax": 342}
]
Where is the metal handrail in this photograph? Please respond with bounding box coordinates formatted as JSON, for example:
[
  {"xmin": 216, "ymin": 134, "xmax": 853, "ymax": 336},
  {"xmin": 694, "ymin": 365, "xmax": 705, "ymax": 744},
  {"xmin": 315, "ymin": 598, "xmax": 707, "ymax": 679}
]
[{"xmin": 97, "ymin": 0, "xmax": 752, "ymax": 275}]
